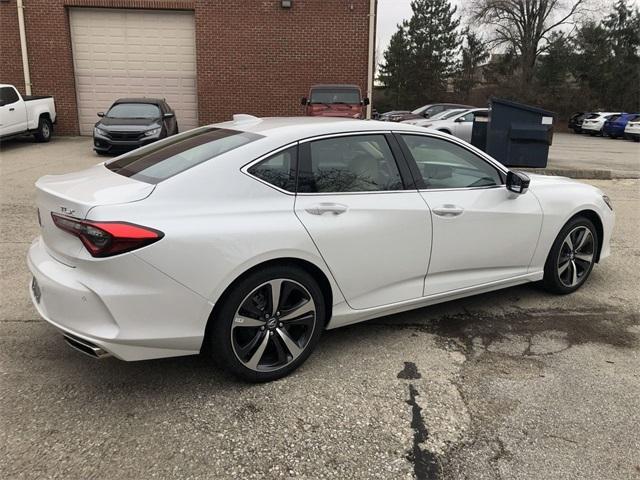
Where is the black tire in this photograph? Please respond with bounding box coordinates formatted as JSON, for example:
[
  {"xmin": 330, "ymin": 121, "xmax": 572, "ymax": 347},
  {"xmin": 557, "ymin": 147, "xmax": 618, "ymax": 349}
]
[
  {"xmin": 542, "ymin": 216, "xmax": 599, "ymax": 294},
  {"xmin": 34, "ymin": 117, "xmax": 52, "ymax": 142},
  {"xmin": 209, "ymin": 265, "xmax": 326, "ymax": 382}
]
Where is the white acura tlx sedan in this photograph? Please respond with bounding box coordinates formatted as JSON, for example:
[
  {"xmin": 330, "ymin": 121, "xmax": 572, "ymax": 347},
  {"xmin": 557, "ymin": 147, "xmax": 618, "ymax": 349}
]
[{"xmin": 28, "ymin": 116, "xmax": 614, "ymax": 381}]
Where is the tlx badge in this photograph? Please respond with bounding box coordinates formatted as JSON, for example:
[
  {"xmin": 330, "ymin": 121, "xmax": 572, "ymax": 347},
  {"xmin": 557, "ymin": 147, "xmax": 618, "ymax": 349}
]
[{"xmin": 60, "ymin": 206, "xmax": 75, "ymax": 215}]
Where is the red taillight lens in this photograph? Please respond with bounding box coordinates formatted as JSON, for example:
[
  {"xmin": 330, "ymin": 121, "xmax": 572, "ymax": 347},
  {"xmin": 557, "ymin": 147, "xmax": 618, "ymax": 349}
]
[{"xmin": 51, "ymin": 213, "xmax": 163, "ymax": 257}]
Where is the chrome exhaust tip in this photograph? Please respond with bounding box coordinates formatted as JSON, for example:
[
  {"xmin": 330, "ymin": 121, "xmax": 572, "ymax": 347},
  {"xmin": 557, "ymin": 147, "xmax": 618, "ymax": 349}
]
[{"xmin": 63, "ymin": 334, "xmax": 111, "ymax": 359}]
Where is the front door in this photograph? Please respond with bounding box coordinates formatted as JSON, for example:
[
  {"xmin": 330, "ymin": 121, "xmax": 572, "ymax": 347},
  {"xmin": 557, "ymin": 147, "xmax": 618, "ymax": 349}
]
[
  {"xmin": 397, "ymin": 133, "xmax": 542, "ymax": 296},
  {"xmin": 294, "ymin": 133, "xmax": 432, "ymax": 310},
  {"xmin": 0, "ymin": 87, "xmax": 27, "ymax": 136}
]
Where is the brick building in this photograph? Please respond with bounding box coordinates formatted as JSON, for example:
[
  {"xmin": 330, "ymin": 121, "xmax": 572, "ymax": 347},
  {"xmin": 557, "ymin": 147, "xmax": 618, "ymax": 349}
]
[{"xmin": 0, "ymin": 0, "xmax": 373, "ymax": 135}]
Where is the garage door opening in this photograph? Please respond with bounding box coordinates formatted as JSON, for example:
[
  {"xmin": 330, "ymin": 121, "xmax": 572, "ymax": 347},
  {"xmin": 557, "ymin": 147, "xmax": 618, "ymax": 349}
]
[{"xmin": 69, "ymin": 8, "xmax": 198, "ymax": 136}]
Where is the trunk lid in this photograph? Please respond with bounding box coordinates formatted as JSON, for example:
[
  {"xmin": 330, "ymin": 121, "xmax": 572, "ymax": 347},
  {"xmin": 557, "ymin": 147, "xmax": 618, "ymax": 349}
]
[{"xmin": 36, "ymin": 163, "xmax": 155, "ymax": 263}]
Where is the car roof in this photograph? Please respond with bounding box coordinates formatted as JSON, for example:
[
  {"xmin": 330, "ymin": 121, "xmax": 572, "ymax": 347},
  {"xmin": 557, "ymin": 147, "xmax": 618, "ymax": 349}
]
[
  {"xmin": 213, "ymin": 116, "xmax": 441, "ymax": 142},
  {"xmin": 113, "ymin": 98, "xmax": 164, "ymax": 105},
  {"xmin": 310, "ymin": 84, "xmax": 360, "ymax": 89}
]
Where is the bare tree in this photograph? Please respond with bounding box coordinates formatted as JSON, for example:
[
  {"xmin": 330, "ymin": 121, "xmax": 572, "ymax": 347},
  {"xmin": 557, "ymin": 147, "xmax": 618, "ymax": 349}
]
[{"xmin": 471, "ymin": 0, "xmax": 590, "ymax": 87}]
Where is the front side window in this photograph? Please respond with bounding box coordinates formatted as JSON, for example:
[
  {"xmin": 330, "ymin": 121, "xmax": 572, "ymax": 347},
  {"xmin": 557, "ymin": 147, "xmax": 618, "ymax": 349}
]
[
  {"xmin": 402, "ymin": 135, "xmax": 503, "ymax": 189},
  {"xmin": 107, "ymin": 103, "xmax": 161, "ymax": 119},
  {"xmin": 299, "ymin": 135, "xmax": 403, "ymax": 193},
  {"xmin": 248, "ymin": 146, "xmax": 297, "ymax": 192},
  {"xmin": 0, "ymin": 87, "xmax": 19, "ymax": 105},
  {"xmin": 106, "ymin": 127, "xmax": 263, "ymax": 183},
  {"xmin": 458, "ymin": 112, "xmax": 475, "ymax": 122}
]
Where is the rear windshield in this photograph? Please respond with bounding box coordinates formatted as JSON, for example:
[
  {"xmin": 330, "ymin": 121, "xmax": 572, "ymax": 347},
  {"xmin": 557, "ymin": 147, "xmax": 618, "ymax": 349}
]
[
  {"xmin": 310, "ymin": 89, "xmax": 361, "ymax": 104},
  {"xmin": 107, "ymin": 103, "xmax": 161, "ymax": 119},
  {"xmin": 106, "ymin": 127, "xmax": 263, "ymax": 184}
]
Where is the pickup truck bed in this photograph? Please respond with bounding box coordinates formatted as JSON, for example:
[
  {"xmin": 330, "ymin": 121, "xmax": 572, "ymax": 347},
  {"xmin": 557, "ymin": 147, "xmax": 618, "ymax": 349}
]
[{"xmin": 23, "ymin": 95, "xmax": 54, "ymax": 101}]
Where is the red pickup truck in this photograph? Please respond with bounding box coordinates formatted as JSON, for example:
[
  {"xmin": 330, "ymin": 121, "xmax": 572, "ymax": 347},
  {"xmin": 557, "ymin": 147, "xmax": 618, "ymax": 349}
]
[{"xmin": 301, "ymin": 84, "xmax": 369, "ymax": 119}]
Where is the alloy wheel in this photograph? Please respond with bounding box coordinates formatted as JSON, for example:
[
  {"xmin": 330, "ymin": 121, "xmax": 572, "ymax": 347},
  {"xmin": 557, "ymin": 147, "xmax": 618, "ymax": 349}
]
[
  {"xmin": 557, "ymin": 226, "xmax": 595, "ymax": 287},
  {"xmin": 231, "ymin": 279, "xmax": 317, "ymax": 372}
]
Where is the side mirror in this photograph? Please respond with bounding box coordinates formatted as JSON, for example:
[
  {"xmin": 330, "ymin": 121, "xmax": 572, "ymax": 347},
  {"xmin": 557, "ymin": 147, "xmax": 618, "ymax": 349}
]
[
  {"xmin": 97, "ymin": 112, "xmax": 105, "ymax": 117},
  {"xmin": 163, "ymin": 112, "xmax": 175, "ymax": 118},
  {"xmin": 506, "ymin": 171, "xmax": 530, "ymax": 194},
  {"xmin": 301, "ymin": 97, "xmax": 308, "ymax": 106},
  {"xmin": 362, "ymin": 97, "xmax": 370, "ymax": 106}
]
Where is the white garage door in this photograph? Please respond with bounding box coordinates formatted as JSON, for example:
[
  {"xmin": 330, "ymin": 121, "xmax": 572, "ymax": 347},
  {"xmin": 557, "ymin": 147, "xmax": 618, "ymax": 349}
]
[{"xmin": 69, "ymin": 8, "xmax": 198, "ymax": 135}]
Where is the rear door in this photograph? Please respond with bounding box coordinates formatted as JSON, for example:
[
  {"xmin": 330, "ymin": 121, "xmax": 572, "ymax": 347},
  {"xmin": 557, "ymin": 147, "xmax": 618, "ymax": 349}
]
[
  {"xmin": 397, "ymin": 133, "xmax": 542, "ymax": 296},
  {"xmin": 294, "ymin": 133, "xmax": 431, "ymax": 310}
]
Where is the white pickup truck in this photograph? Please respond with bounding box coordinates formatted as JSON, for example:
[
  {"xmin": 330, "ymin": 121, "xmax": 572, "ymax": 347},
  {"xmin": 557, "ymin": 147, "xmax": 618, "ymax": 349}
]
[{"xmin": 0, "ymin": 84, "xmax": 57, "ymax": 142}]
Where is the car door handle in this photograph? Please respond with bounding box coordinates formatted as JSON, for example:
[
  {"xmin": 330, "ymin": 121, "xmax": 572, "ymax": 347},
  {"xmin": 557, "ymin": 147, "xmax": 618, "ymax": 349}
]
[
  {"xmin": 9, "ymin": 108, "xmax": 15, "ymax": 112},
  {"xmin": 432, "ymin": 205, "xmax": 464, "ymax": 217},
  {"xmin": 306, "ymin": 203, "xmax": 348, "ymax": 215}
]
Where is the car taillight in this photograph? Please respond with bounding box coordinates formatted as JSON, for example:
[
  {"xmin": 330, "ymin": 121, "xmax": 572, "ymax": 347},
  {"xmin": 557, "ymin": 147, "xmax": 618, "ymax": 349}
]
[{"xmin": 51, "ymin": 213, "xmax": 163, "ymax": 257}]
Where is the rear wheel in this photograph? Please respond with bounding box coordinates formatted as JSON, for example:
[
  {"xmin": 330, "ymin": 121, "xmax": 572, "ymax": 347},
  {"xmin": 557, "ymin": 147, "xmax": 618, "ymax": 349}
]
[
  {"xmin": 34, "ymin": 117, "xmax": 52, "ymax": 142},
  {"xmin": 209, "ymin": 265, "xmax": 325, "ymax": 382},
  {"xmin": 542, "ymin": 217, "xmax": 598, "ymax": 294}
]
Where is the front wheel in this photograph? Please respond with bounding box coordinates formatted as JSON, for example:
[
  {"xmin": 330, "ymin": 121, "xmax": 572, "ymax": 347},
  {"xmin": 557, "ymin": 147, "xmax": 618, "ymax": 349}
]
[
  {"xmin": 542, "ymin": 217, "xmax": 598, "ymax": 294},
  {"xmin": 209, "ymin": 265, "xmax": 325, "ymax": 382},
  {"xmin": 34, "ymin": 117, "xmax": 52, "ymax": 142}
]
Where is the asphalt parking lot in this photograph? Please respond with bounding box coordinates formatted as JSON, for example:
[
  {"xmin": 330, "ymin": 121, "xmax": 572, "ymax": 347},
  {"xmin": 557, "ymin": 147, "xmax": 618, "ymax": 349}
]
[{"xmin": 1, "ymin": 136, "xmax": 639, "ymax": 480}]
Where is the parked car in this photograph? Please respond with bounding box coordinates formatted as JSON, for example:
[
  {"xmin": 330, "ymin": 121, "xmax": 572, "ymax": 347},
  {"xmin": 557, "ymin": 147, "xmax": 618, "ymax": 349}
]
[
  {"xmin": 624, "ymin": 115, "xmax": 640, "ymax": 141},
  {"xmin": 396, "ymin": 103, "xmax": 475, "ymax": 123},
  {"xmin": 581, "ymin": 112, "xmax": 621, "ymax": 136},
  {"xmin": 401, "ymin": 108, "xmax": 468, "ymax": 126},
  {"xmin": 603, "ymin": 113, "xmax": 639, "ymax": 139},
  {"xmin": 28, "ymin": 116, "xmax": 614, "ymax": 381},
  {"xmin": 403, "ymin": 108, "xmax": 489, "ymax": 143},
  {"xmin": 301, "ymin": 84, "xmax": 369, "ymax": 119},
  {"xmin": 379, "ymin": 110, "xmax": 411, "ymax": 122},
  {"xmin": 93, "ymin": 98, "xmax": 178, "ymax": 154},
  {"xmin": 0, "ymin": 83, "xmax": 56, "ymax": 142},
  {"xmin": 568, "ymin": 112, "xmax": 591, "ymax": 133}
]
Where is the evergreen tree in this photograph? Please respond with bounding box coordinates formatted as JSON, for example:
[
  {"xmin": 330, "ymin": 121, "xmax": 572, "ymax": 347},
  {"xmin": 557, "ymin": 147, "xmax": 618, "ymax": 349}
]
[
  {"xmin": 378, "ymin": 24, "xmax": 412, "ymax": 108},
  {"xmin": 378, "ymin": 0, "xmax": 461, "ymax": 108},
  {"xmin": 454, "ymin": 29, "xmax": 489, "ymax": 101},
  {"xmin": 406, "ymin": 0, "xmax": 461, "ymax": 105},
  {"xmin": 536, "ymin": 33, "xmax": 574, "ymax": 90},
  {"xmin": 602, "ymin": 0, "xmax": 640, "ymax": 110}
]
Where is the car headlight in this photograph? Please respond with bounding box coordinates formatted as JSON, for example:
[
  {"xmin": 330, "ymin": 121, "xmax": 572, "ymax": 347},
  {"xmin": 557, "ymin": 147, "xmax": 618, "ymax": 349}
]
[
  {"xmin": 144, "ymin": 128, "xmax": 161, "ymax": 137},
  {"xmin": 602, "ymin": 195, "xmax": 613, "ymax": 211},
  {"xmin": 94, "ymin": 127, "xmax": 107, "ymax": 137}
]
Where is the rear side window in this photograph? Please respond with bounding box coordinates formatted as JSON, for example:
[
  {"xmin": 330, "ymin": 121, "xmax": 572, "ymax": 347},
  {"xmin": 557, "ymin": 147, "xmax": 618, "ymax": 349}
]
[
  {"xmin": 248, "ymin": 146, "xmax": 297, "ymax": 192},
  {"xmin": 106, "ymin": 127, "xmax": 263, "ymax": 184},
  {"xmin": 298, "ymin": 135, "xmax": 404, "ymax": 193},
  {"xmin": 0, "ymin": 87, "xmax": 19, "ymax": 105}
]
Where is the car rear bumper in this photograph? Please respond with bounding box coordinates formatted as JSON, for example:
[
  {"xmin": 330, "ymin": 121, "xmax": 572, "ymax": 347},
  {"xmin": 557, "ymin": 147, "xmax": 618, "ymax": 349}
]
[{"xmin": 27, "ymin": 236, "xmax": 212, "ymax": 361}]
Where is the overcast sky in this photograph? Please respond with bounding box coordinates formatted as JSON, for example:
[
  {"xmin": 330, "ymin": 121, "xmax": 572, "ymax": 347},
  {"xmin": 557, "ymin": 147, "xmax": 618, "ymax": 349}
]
[{"xmin": 376, "ymin": 0, "xmax": 639, "ymax": 60}]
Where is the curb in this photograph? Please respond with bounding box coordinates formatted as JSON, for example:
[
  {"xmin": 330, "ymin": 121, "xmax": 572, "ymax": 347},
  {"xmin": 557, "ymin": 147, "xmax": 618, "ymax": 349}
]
[{"xmin": 521, "ymin": 168, "xmax": 639, "ymax": 180}]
